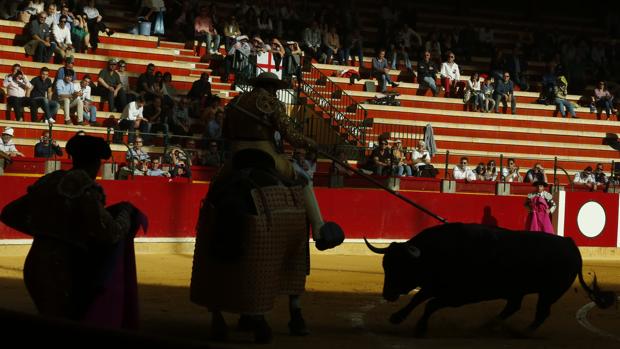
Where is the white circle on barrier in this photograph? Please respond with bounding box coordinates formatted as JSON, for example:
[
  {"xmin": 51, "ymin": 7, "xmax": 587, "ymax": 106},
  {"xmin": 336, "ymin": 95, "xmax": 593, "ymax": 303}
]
[{"xmin": 577, "ymin": 201, "xmax": 606, "ymax": 238}]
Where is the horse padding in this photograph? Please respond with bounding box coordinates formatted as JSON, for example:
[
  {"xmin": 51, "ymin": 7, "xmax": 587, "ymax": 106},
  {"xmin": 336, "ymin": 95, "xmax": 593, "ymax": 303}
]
[{"xmin": 191, "ymin": 185, "xmax": 308, "ymax": 314}]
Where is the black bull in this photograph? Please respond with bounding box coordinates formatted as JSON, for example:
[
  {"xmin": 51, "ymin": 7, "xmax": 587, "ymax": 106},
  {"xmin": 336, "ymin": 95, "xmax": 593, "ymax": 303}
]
[{"xmin": 365, "ymin": 223, "xmax": 616, "ymax": 334}]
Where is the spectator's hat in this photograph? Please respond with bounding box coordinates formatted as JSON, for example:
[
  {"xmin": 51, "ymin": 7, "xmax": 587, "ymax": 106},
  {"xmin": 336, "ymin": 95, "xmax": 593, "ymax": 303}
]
[
  {"xmin": 532, "ymin": 180, "xmax": 548, "ymax": 187},
  {"xmin": 2, "ymin": 127, "xmax": 14, "ymax": 137},
  {"xmin": 236, "ymin": 35, "xmax": 249, "ymax": 42},
  {"xmin": 108, "ymin": 58, "xmax": 119, "ymax": 65},
  {"xmin": 249, "ymin": 72, "xmax": 288, "ymax": 89},
  {"xmin": 66, "ymin": 135, "xmax": 112, "ymax": 162}
]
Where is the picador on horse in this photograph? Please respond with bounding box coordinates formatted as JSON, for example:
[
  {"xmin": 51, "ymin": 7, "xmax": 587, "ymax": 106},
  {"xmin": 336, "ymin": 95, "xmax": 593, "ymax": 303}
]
[{"xmin": 190, "ymin": 72, "xmax": 345, "ymax": 343}]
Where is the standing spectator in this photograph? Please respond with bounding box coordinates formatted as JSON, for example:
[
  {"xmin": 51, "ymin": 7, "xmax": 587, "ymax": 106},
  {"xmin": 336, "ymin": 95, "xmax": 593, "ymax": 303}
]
[
  {"xmin": 51, "ymin": 15, "xmax": 74, "ymax": 62},
  {"xmin": 194, "ymin": 6, "xmax": 219, "ymax": 56},
  {"xmin": 494, "ymin": 71, "xmax": 516, "ymax": 114},
  {"xmin": 29, "ymin": 67, "xmax": 59, "ymax": 123},
  {"xmin": 553, "ymin": 76, "xmax": 576, "ymax": 119},
  {"xmin": 56, "ymin": 70, "xmax": 83, "ymax": 125},
  {"xmin": 440, "ymin": 51, "xmax": 461, "ymax": 98},
  {"xmin": 0, "ymin": 127, "xmax": 25, "ymax": 157},
  {"xmin": 481, "ymin": 77, "xmax": 496, "ymax": 112},
  {"xmin": 142, "ymin": 0, "xmax": 166, "ymax": 35},
  {"xmin": 592, "ymin": 81, "xmax": 616, "ymax": 120},
  {"xmin": 117, "ymin": 96, "xmax": 147, "ymax": 144},
  {"xmin": 574, "ymin": 166, "xmax": 597, "ymax": 191},
  {"xmin": 417, "ymin": 50, "xmax": 438, "ymax": 96},
  {"xmin": 25, "ymin": 11, "xmax": 53, "ymax": 63},
  {"xmin": 525, "ymin": 181, "xmax": 556, "ymax": 234},
  {"xmin": 34, "ymin": 131, "xmax": 62, "ymax": 158},
  {"xmin": 96, "ymin": 59, "xmax": 126, "ymax": 113},
  {"xmin": 6, "ymin": 70, "xmax": 32, "ymax": 121},
  {"xmin": 74, "ymin": 74, "xmax": 98, "ymax": 126},
  {"xmin": 372, "ymin": 49, "xmax": 399, "ymax": 93},
  {"xmin": 453, "ymin": 156, "xmax": 476, "ymax": 181}
]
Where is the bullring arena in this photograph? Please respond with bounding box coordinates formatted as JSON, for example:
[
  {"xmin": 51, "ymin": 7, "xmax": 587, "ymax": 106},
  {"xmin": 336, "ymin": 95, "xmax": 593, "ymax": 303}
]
[{"xmin": 2, "ymin": 0, "xmax": 620, "ymax": 347}]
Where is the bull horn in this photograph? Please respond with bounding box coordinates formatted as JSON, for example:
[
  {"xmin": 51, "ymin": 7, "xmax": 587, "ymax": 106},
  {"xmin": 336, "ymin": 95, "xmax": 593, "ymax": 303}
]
[{"xmin": 364, "ymin": 237, "xmax": 388, "ymax": 254}]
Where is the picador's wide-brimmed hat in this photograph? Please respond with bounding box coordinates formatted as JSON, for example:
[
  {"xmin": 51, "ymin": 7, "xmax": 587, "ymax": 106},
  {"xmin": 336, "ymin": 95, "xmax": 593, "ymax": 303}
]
[
  {"xmin": 249, "ymin": 72, "xmax": 288, "ymax": 89},
  {"xmin": 66, "ymin": 135, "xmax": 112, "ymax": 162}
]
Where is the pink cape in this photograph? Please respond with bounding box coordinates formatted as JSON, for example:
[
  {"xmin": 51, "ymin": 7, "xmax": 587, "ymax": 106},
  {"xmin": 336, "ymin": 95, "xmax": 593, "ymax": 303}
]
[{"xmin": 526, "ymin": 196, "xmax": 555, "ymax": 234}]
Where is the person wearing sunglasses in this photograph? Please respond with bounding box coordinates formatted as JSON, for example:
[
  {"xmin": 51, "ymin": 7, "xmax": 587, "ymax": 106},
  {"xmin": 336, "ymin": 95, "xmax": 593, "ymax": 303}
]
[
  {"xmin": 453, "ymin": 156, "xmax": 476, "ymax": 181},
  {"xmin": 52, "ymin": 15, "xmax": 74, "ymax": 62}
]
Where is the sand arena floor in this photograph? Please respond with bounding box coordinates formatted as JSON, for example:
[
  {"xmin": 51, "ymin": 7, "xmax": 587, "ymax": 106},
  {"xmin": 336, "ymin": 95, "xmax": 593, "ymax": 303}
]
[{"xmin": 0, "ymin": 250, "xmax": 619, "ymax": 348}]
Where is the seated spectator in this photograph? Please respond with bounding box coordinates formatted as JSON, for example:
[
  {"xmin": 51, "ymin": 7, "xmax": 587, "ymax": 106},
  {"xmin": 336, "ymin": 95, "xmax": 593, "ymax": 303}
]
[
  {"xmin": 473, "ymin": 162, "xmax": 487, "ymax": 181},
  {"xmin": 592, "ymin": 81, "xmax": 616, "ymax": 120},
  {"xmin": 117, "ymin": 60, "xmax": 138, "ymax": 102},
  {"xmin": 51, "ymin": 15, "xmax": 74, "ymax": 62},
  {"xmin": 83, "ymin": 0, "xmax": 114, "ymax": 51},
  {"xmin": 301, "ymin": 21, "xmax": 321, "ymax": 62},
  {"xmin": 34, "ymin": 131, "xmax": 62, "ymax": 158},
  {"xmin": 142, "ymin": 96, "xmax": 168, "ymax": 144},
  {"xmin": 136, "ymin": 63, "xmax": 157, "ymax": 101},
  {"xmin": 481, "ymin": 77, "xmax": 496, "ymax": 112},
  {"xmin": 194, "ymin": 5, "xmax": 219, "ymax": 56},
  {"xmin": 170, "ymin": 159, "xmax": 191, "ymax": 178},
  {"xmin": 463, "ymin": 72, "xmax": 482, "ymax": 111},
  {"xmin": 55, "ymin": 70, "xmax": 83, "ymax": 125},
  {"xmin": 411, "ymin": 140, "xmax": 432, "ymax": 174},
  {"xmin": 322, "ymin": 26, "xmax": 342, "ymax": 64},
  {"xmin": 594, "ymin": 163, "xmax": 608, "ymax": 187},
  {"xmin": 344, "ymin": 29, "xmax": 364, "ymax": 68},
  {"xmin": 292, "ymin": 148, "xmax": 315, "ymax": 181},
  {"xmin": 125, "ymin": 137, "xmax": 150, "ymax": 162},
  {"xmin": 169, "ymin": 97, "xmax": 191, "ymax": 135},
  {"xmin": 417, "ymin": 50, "xmax": 438, "ymax": 96},
  {"xmin": 162, "ymin": 72, "xmax": 179, "ymax": 104},
  {"xmin": 29, "ymin": 67, "xmax": 59, "ymax": 123},
  {"xmin": 70, "ymin": 12, "xmax": 91, "ymax": 53},
  {"xmin": 142, "ymin": 0, "xmax": 166, "ymax": 35},
  {"xmin": 0, "ymin": 127, "xmax": 25, "ymax": 158},
  {"xmin": 119, "ymin": 157, "xmax": 145, "ymax": 178},
  {"xmin": 440, "ymin": 51, "xmax": 461, "ymax": 98},
  {"xmin": 501, "ymin": 157, "xmax": 522, "ymax": 182},
  {"xmin": 206, "ymin": 108, "xmax": 224, "ymax": 139},
  {"xmin": 25, "ymin": 9, "xmax": 53, "ymax": 63},
  {"xmin": 453, "ymin": 156, "xmax": 476, "ymax": 181},
  {"xmin": 365, "ymin": 139, "xmax": 392, "ymax": 176},
  {"xmin": 554, "ymin": 76, "xmax": 576, "ymax": 119},
  {"xmin": 331, "ymin": 150, "xmax": 354, "ymax": 176},
  {"xmin": 484, "ymin": 160, "xmax": 498, "ymax": 181},
  {"xmin": 574, "ymin": 166, "xmax": 597, "ymax": 191},
  {"xmin": 74, "ymin": 74, "xmax": 98, "ymax": 126},
  {"xmin": 96, "ymin": 59, "xmax": 126, "ymax": 113},
  {"xmin": 390, "ymin": 24, "xmax": 418, "ymax": 71},
  {"xmin": 146, "ymin": 158, "xmax": 170, "ymax": 177},
  {"xmin": 6, "ymin": 70, "xmax": 32, "ymax": 121},
  {"xmin": 524, "ymin": 163, "xmax": 548, "ymax": 183},
  {"xmin": 116, "ymin": 97, "xmax": 147, "ymax": 144},
  {"xmin": 187, "ymin": 73, "xmax": 212, "ymax": 108},
  {"xmin": 53, "ymin": 55, "xmax": 75, "ymax": 85},
  {"xmin": 282, "ymin": 41, "xmax": 302, "ymax": 82},
  {"xmin": 202, "ymin": 141, "xmax": 222, "ymax": 167},
  {"xmin": 494, "ymin": 71, "xmax": 517, "ymax": 114},
  {"xmin": 372, "ymin": 49, "xmax": 399, "ymax": 93},
  {"xmin": 222, "ymin": 15, "xmax": 241, "ymax": 52},
  {"xmin": 392, "ymin": 140, "xmax": 412, "ymax": 176}
]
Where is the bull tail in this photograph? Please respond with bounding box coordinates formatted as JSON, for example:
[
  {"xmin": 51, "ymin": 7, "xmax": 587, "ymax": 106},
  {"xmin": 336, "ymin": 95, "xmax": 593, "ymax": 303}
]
[{"xmin": 572, "ymin": 237, "xmax": 617, "ymax": 309}]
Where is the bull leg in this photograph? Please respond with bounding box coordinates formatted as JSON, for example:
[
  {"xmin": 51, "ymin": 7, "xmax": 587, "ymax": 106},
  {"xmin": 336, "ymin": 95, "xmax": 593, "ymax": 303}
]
[
  {"xmin": 414, "ymin": 297, "xmax": 448, "ymax": 337},
  {"xmin": 390, "ymin": 289, "xmax": 432, "ymax": 325},
  {"xmin": 498, "ymin": 295, "xmax": 524, "ymax": 320},
  {"xmin": 527, "ymin": 293, "xmax": 558, "ymax": 331}
]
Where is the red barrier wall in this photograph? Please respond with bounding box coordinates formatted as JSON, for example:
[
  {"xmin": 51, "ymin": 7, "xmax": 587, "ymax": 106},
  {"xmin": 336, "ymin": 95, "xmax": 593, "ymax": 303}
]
[{"xmin": 0, "ymin": 176, "xmax": 532, "ymax": 240}]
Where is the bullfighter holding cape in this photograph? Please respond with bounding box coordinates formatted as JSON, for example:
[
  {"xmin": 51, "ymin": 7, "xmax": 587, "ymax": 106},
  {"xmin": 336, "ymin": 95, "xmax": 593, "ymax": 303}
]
[
  {"xmin": 190, "ymin": 72, "xmax": 345, "ymax": 343},
  {"xmin": 0, "ymin": 135, "xmax": 147, "ymax": 329}
]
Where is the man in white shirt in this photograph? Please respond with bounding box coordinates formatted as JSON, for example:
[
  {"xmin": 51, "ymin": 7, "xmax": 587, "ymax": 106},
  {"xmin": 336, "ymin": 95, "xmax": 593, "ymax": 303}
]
[
  {"xmin": 116, "ymin": 96, "xmax": 147, "ymax": 144},
  {"xmin": 0, "ymin": 127, "xmax": 25, "ymax": 158},
  {"xmin": 574, "ymin": 166, "xmax": 597, "ymax": 191},
  {"xmin": 73, "ymin": 75, "xmax": 98, "ymax": 126},
  {"xmin": 55, "ymin": 70, "xmax": 83, "ymax": 125},
  {"xmin": 440, "ymin": 51, "xmax": 461, "ymax": 98},
  {"xmin": 453, "ymin": 156, "xmax": 476, "ymax": 181},
  {"xmin": 52, "ymin": 15, "xmax": 73, "ymax": 61}
]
